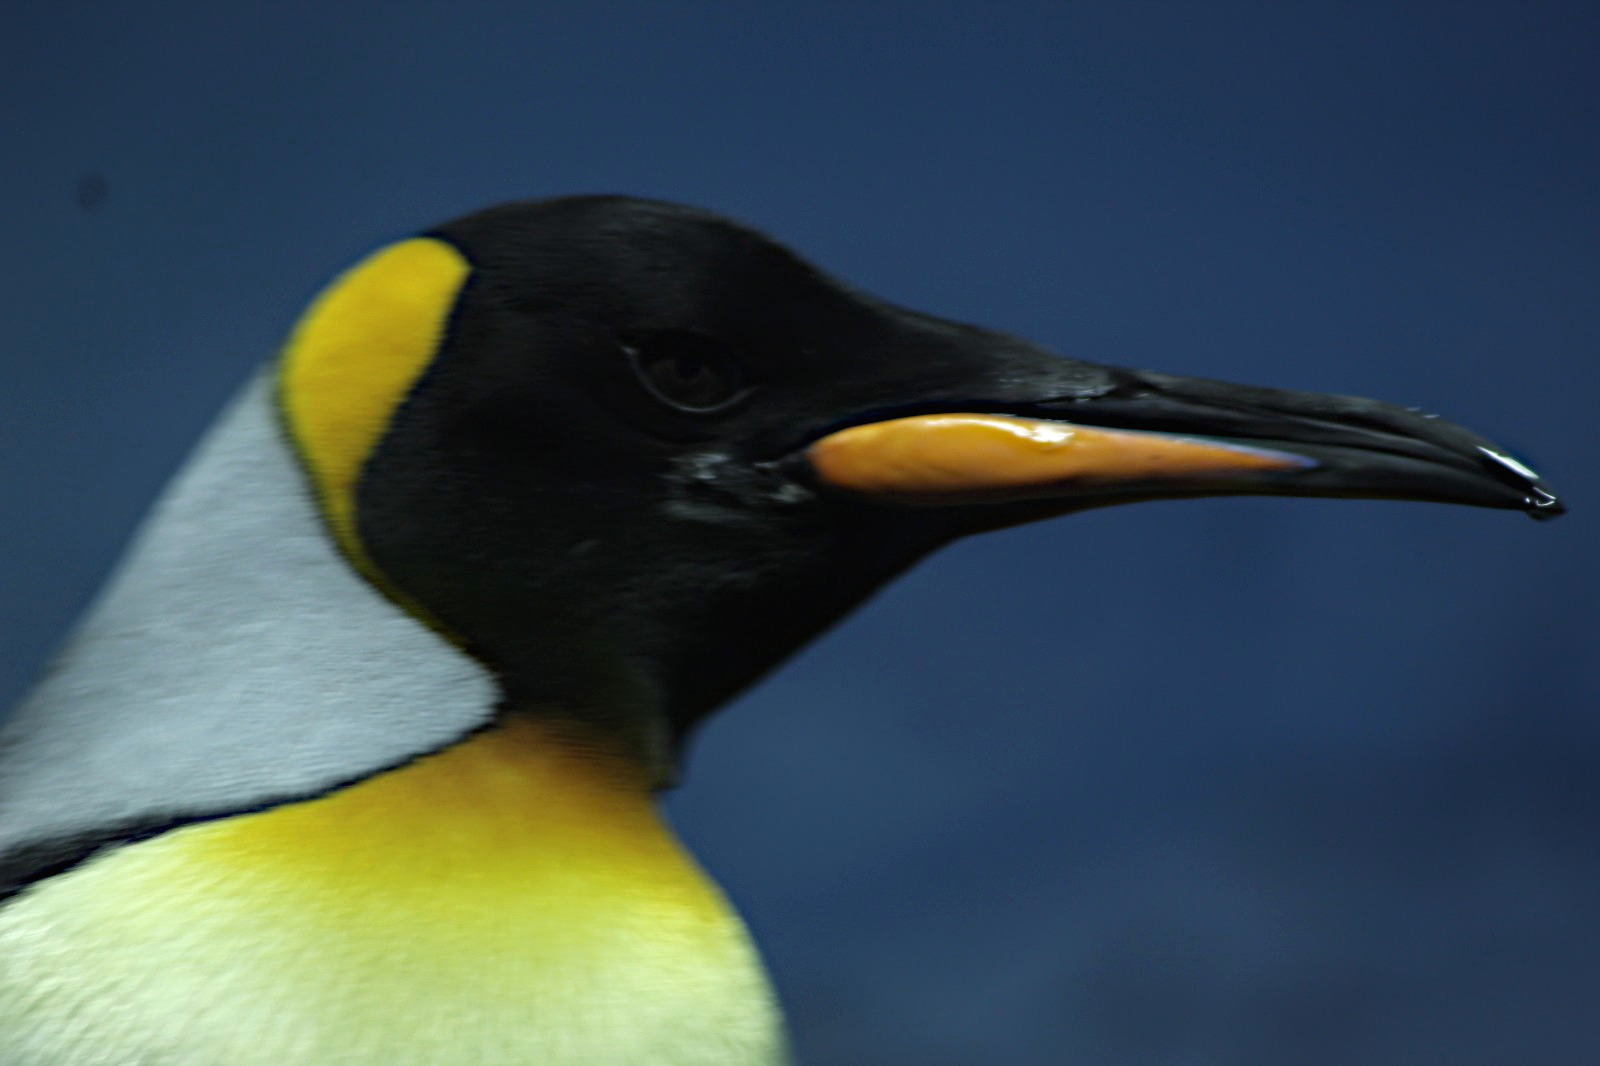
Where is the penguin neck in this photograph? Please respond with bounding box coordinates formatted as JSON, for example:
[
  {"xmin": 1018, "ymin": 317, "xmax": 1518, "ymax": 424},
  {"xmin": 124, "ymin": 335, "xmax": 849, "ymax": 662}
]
[
  {"xmin": 0, "ymin": 374, "xmax": 788, "ymax": 1060},
  {"xmin": 0, "ymin": 373, "xmax": 499, "ymax": 878}
]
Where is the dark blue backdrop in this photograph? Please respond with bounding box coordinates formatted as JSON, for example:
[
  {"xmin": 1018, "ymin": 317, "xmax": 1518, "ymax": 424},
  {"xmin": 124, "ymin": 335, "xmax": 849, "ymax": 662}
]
[{"xmin": 3, "ymin": 4, "xmax": 1596, "ymax": 1063}]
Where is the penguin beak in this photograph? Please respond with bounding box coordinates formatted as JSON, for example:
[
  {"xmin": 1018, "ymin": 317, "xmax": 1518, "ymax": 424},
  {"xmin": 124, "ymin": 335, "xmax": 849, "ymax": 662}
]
[{"xmin": 805, "ymin": 368, "xmax": 1564, "ymax": 520}]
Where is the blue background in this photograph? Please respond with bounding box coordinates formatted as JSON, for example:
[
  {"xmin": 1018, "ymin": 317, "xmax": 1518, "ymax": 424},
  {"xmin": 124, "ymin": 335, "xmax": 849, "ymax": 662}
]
[{"xmin": 3, "ymin": 3, "xmax": 1596, "ymax": 1063}]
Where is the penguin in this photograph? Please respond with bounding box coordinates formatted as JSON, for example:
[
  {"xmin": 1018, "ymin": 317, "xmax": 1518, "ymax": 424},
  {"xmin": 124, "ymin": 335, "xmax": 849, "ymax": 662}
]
[{"xmin": 0, "ymin": 196, "xmax": 1561, "ymax": 1065}]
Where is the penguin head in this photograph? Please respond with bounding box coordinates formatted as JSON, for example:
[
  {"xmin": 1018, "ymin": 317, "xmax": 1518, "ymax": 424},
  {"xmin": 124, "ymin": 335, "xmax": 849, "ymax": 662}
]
[{"xmin": 278, "ymin": 196, "xmax": 1561, "ymax": 774}]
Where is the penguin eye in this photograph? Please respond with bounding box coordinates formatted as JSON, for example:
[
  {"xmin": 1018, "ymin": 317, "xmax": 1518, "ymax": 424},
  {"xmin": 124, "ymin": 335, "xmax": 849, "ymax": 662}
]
[{"xmin": 623, "ymin": 331, "xmax": 752, "ymax": 414}]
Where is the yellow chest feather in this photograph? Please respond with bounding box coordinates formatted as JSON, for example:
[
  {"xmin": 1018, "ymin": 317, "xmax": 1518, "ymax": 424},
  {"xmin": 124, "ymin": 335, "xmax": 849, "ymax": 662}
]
[{"xmin": 0, "ymin": 720, "xmax": 786, "ymax": 1065}]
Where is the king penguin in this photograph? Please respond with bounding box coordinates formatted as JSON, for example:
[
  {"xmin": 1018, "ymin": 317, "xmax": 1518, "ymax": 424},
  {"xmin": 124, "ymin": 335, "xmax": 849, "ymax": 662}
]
[{"xmin": 0, "ymin": 196, "xmax": 1562, "ymax": 1065}]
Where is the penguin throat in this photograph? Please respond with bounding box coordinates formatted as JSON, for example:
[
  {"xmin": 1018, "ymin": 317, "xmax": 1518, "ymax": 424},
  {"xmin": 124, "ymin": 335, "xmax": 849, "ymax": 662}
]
[{"xmin": 171, "ymin": 714, "xmax": 688, "ymax": 907}]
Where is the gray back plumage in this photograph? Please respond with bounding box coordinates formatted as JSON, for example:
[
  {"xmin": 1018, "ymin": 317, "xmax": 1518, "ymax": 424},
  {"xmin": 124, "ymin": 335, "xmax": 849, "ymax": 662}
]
[{"xmin": 0, "ymin": 373, "xmax": 495, "ymax": 891}]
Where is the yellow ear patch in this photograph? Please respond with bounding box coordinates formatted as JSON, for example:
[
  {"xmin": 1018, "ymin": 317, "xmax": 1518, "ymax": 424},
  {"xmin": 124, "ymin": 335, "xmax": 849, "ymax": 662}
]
[{"xmin": 278, "ymin": 237, "xmax": 470, "ymax": 560}]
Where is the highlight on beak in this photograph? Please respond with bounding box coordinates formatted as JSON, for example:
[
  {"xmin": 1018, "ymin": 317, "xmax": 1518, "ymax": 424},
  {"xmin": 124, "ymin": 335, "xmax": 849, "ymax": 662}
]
[{"xmin": 803, "ymin": 370, "xmax": 1565, "ymax": 520}]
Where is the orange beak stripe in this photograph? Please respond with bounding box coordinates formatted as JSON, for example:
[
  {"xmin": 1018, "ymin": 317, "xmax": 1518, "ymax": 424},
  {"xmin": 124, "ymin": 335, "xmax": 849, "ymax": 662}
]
[{"xmin": 807, "ymin": 413, "xmax": 1311, "ymax": 503}]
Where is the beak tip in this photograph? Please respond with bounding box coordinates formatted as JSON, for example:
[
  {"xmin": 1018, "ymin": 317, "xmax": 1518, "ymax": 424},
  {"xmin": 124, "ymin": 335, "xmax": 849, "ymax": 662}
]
[
  {"xmin": 1473, "ymin": 446, "xmax": 1564, "ymax": 520},
  {"xmin": 1524, "ymin": 487, "xmax": 1566, "ymax": 521}
]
